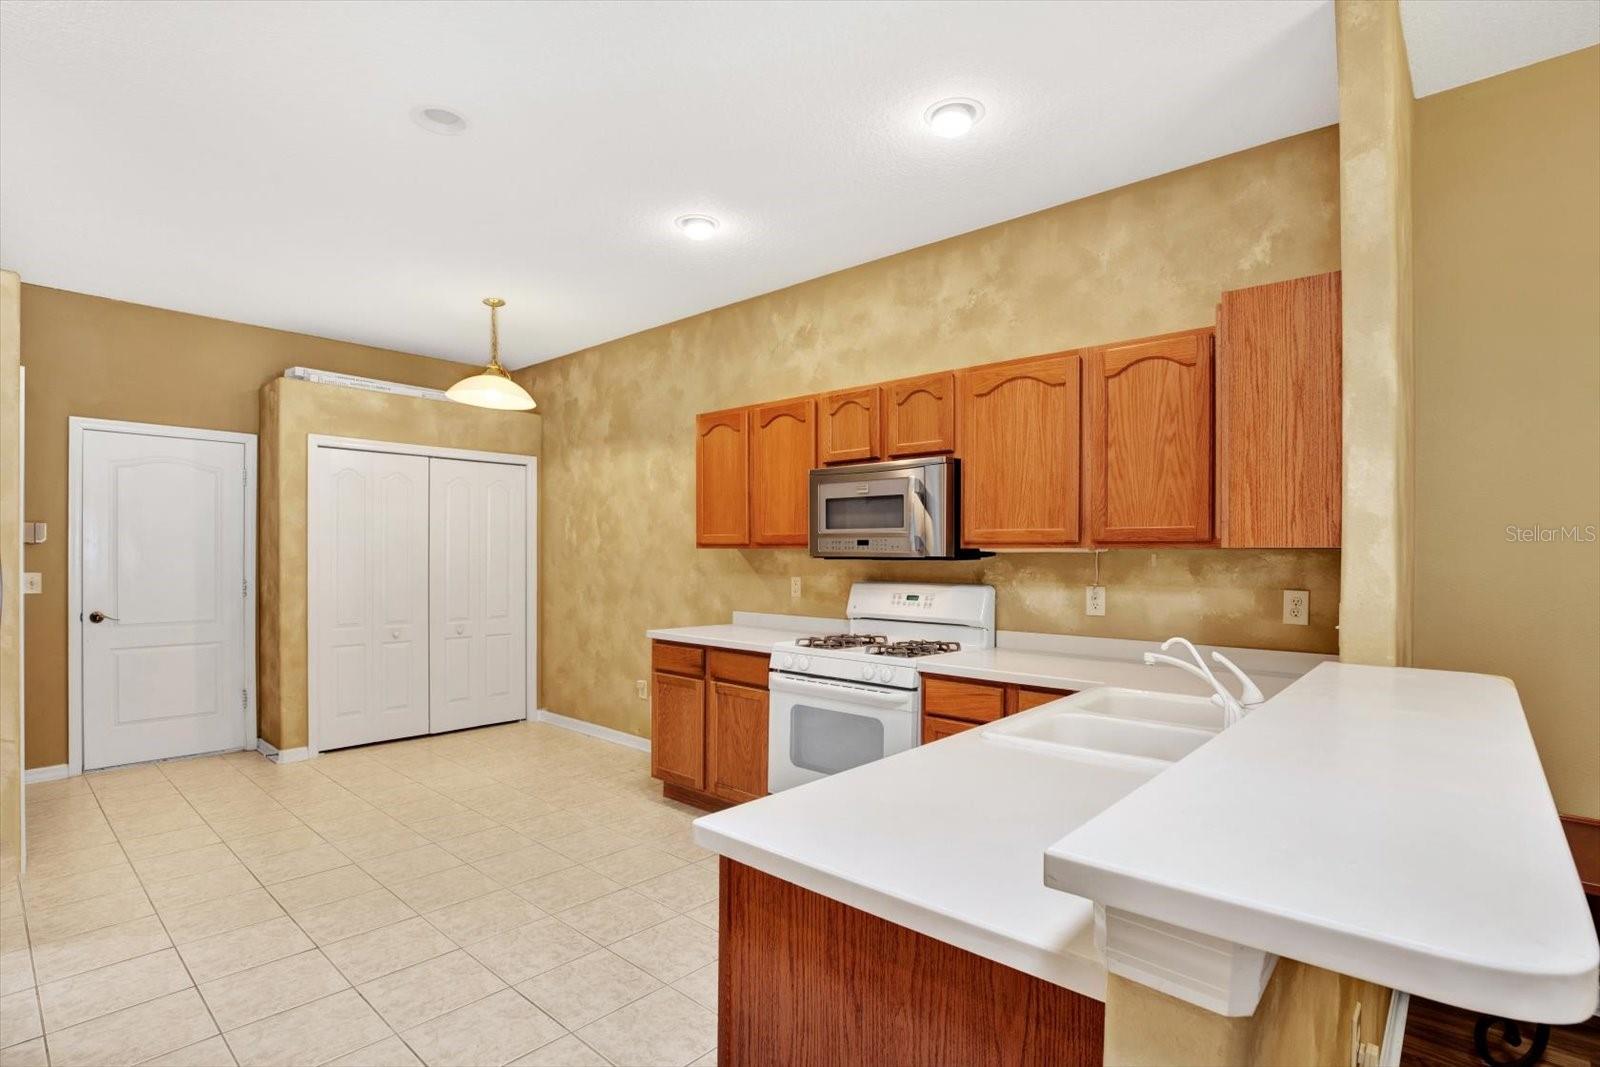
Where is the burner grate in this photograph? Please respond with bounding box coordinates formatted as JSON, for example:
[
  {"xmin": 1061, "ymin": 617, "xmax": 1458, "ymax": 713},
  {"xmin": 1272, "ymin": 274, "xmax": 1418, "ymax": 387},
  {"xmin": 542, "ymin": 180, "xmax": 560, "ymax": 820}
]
[
  {"xmin": 796, "ymin": 633, "xmax": 889, "ymax": 650},
  {"xmin": 865, "ymin": 640, "xmax": 962, "ymax": 658}
]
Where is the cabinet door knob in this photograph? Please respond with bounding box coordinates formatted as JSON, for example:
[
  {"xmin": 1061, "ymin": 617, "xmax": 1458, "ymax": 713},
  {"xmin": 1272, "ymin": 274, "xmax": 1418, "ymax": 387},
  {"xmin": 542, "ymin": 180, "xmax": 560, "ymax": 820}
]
[
  {"xmin": 390, "ymin": 628, "xmax": 401, "ymax": 639},
  {"xmin": 454, "ymin": 624, "xmax": 465, "ymax": 636}
]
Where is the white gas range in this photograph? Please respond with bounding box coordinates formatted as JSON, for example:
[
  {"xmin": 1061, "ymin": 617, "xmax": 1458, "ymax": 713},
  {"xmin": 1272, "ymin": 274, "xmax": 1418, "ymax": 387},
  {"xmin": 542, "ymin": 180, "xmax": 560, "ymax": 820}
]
[{"xmin": 767, "ymin": 582, "xmax": 996, "ymax": 792}]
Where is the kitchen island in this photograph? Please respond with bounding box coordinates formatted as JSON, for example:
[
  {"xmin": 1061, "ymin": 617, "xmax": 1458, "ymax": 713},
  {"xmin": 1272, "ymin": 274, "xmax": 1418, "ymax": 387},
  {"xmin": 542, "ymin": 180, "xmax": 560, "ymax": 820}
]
[{"xmin": 692, "ymin": 662, "xmax": 1598, "ymax": 1065}]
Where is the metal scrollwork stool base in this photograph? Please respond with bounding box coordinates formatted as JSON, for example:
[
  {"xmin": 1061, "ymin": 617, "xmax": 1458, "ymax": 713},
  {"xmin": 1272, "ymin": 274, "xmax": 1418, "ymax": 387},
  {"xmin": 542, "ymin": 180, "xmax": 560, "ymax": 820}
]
[{"xmin": 1473, "ymin": 1015, "xmax": 1551, "ymax": 1066}]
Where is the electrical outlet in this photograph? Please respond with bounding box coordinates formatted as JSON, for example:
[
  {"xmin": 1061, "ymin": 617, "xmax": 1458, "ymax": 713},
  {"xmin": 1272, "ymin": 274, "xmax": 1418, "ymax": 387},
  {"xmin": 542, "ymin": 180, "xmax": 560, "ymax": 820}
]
[
  {"xmin": 1086, "ymin": 585, "xmax": 1106, "ymax": 617},
  {"xmin": 790, "ymin": 577, "xmax": 802, "ymax": 599},
  {"xmin": 1283, "ymin": 589, "xmax": 1309, "ymax": 625},
  {"xmin": 635, "ymin": 679, "xmax": 648, "ymax": 700},
  {"xmin": 22, "ymin": 572, "xmax": 41, "ymax": 595}
]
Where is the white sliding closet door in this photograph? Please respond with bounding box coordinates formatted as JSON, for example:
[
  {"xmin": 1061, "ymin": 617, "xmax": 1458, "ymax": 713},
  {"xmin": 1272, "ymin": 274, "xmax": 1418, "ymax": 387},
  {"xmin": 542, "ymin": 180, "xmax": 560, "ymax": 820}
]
[
  {"xmin": 314, "ymin": 449, "xmax": 431, "ymax": 751},
  {"xmin": 430, "ymin": 458, "xmax": 527, "ymax": 732}
]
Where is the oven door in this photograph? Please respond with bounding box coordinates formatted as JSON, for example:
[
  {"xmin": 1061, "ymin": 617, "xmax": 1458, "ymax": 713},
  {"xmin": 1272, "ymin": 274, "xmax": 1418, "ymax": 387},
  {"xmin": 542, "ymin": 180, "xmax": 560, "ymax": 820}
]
[
  {"xmin": 767, "ymin": 672, "xmax": 919, "ymax": 792},
  {"xmin": 811, "ymin": 471, "xmax": 933, "ymax": 557}
]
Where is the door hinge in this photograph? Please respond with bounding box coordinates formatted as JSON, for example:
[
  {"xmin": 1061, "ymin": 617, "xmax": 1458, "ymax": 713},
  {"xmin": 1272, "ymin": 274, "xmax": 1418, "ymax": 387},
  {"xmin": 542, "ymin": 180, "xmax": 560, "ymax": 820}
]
[
  {"xmin": 241, "ymin": 688, "xmax": 249, "ymax": 711},
  {"xmin": 243, "ymin": 577, "xmax": 249, "ymax": 598}
]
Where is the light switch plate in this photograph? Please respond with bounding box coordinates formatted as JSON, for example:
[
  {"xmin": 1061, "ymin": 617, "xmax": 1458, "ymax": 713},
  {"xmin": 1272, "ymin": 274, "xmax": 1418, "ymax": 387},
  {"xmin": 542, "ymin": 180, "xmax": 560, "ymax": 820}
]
[
  {"xmin": 635, "ymin": 679, "xmax": 648, "ymax": 700},
  {"xmin": 22, "ymin": 572, "xmax": 42, "ymax": 595}
]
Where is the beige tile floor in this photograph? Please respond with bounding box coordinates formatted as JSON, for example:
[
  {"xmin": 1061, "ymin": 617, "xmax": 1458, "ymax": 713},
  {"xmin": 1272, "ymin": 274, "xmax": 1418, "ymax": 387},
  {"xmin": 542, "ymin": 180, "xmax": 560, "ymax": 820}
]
[{"xmin": 0, "ymin": 723, "xmax": 720, "ymax": 1067}]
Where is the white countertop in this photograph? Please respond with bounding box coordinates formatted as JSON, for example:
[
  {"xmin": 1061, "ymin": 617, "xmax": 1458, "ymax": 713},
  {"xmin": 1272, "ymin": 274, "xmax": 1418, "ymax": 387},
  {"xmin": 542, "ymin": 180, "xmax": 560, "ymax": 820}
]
[
  {"xmin": 1044, "ymin": 662, "xmax": 1600, "ymax": 1023},
  {"xmin": 918, "ymin": 646, "xmax": 1309, "ymax": 701},
  {"xmin": 646, "ymin": 612, "xmax": 841, "ymax": 654},
  {"xmin": 692, "ymin": 711, "xmax": 1160, "ymax": 998}
]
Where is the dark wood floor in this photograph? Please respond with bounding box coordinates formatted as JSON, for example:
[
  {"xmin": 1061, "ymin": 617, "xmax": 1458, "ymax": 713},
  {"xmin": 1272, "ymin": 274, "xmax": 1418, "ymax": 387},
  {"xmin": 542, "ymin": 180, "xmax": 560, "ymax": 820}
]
[{"xmin": 1401, "ymin": 996, "xmax": 1600, "ymax": 1067}]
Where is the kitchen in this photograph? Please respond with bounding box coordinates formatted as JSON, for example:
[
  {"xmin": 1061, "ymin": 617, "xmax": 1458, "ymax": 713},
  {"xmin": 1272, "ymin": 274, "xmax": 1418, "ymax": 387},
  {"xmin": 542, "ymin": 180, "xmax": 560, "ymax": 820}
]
[{"xmin": 1, "ymin": 2, "xmax": 1597, "ymax": 1066}]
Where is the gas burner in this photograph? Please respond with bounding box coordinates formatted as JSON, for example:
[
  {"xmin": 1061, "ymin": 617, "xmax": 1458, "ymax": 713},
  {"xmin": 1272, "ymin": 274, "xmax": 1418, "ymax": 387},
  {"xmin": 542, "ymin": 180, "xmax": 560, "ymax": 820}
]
[
  {"xmin": 865, "ymin": 640, "xmax": 962, "ymax": 658},
  {"xmin": 796, "ymin": 633, "xmax": 889, "ymax": 650}
]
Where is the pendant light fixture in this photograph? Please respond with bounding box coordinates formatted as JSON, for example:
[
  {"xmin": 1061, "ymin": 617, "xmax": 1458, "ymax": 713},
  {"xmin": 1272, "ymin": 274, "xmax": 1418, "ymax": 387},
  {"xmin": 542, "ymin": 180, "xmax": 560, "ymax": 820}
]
[{"xmin": 446, "ymin": 297, "xmax": 537, "ymax": 411}]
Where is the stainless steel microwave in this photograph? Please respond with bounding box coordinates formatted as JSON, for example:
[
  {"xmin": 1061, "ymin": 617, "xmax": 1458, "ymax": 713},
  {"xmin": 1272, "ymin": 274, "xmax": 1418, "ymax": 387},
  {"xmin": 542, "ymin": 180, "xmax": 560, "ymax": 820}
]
[{"xmin": 809, "ymin": 456, "xmax": 965, "ymax": 559}]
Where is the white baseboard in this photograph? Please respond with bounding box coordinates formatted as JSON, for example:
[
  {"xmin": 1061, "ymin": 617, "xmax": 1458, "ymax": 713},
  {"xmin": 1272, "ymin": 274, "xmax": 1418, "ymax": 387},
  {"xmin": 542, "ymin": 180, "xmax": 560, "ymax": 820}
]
[
  {"xmin": 535, "ymin": 709, "xmax": 650, "ymax": 753},
  {"xmin": 24, "ymin": 764, "xmax": 71, "ymax": 784},
  {"xmin": 256, "ymin": 738, "xmax": 311, "ymax": 764}
]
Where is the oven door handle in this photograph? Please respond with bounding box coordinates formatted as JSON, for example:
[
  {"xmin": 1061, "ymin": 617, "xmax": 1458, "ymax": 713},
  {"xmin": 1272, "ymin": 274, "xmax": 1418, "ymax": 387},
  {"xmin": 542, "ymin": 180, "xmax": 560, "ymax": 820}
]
[{"xmin": 769, "ymin": 673, "xmax": 916, "ymax": 708}]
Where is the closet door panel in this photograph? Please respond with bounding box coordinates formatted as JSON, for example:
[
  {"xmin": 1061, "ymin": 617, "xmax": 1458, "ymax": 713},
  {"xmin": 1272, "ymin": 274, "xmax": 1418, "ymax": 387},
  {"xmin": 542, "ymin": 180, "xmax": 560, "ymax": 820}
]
[
  {"xmin": 314, "ymin": 449, "xmax": 430, "ymax": 751},
  {"xmin": 429, "ymin": 458, "xmax": 527, "ymax": 733}
]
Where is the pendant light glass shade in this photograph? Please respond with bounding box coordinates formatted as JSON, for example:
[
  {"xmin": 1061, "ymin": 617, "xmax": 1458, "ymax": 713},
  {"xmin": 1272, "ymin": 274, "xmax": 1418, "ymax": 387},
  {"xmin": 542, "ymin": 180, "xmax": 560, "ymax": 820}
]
[{"xmin": 447, "ymin": 298, "xmax": 537, "ymax": 411}]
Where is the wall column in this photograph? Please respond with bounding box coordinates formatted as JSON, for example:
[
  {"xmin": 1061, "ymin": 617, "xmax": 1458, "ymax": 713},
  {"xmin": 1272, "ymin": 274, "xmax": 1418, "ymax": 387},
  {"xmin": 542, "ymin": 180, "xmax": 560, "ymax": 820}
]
[{"xmin": 1336, "ymin": 0, "xmax": 1415, "ymax": 665}]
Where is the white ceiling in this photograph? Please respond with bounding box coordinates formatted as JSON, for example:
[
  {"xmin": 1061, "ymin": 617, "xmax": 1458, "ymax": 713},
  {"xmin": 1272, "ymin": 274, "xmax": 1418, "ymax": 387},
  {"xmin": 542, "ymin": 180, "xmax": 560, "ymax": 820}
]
[
  {"xmin": 1401, "ymin": 0, "xmax": 1600, "ymax": 98},
  {"xmin": 0, "ymin": 0, "xmax": 1344, "ymax": 368}
]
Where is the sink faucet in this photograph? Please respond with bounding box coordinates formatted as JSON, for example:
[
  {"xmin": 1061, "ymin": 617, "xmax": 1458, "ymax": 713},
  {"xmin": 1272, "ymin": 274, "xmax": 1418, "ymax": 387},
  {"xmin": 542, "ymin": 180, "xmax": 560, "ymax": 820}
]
[{"xmin": 1142, "ymin": 637, "xmax": 1264, "ymax": 727}]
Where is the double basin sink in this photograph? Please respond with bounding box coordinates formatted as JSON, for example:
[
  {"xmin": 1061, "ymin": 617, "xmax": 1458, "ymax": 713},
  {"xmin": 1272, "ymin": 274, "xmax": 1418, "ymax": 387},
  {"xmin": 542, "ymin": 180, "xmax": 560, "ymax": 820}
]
[{"xmin": 980, "ymin": 687, "xmax": 1226, "ymax": 770}]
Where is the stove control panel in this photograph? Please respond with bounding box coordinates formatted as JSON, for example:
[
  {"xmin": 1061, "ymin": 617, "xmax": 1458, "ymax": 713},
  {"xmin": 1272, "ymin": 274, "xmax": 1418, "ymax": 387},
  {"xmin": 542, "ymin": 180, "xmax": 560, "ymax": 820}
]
[{"xmin": 891, "ymin": 591, "xmax": 935, "ymax": 610}]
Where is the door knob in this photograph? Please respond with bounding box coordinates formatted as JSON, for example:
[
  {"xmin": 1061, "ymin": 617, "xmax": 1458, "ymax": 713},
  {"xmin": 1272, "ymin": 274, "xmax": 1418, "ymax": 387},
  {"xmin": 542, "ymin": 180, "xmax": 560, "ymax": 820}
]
[{"xmin": 88, "ymin": 611, "xmax": 118, "ymax": 624}]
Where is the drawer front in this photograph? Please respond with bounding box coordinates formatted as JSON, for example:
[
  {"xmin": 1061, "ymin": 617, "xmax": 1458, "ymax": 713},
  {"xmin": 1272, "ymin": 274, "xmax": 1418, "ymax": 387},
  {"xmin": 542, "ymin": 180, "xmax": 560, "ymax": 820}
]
[
  {"xmin": 709, "ymin": 648, "xmax": 770, "ymax": 688},
  {"xmin": 922, "ymin": 714, "xmax": 979, "ymax": 744},
  {"xmin": 1014, "ymin": 686, "xmax": 1076, "ymax": 713},
  {"xmin": 652, "ymin": 641, "xmax": 706, "ymax": 677},
  {"xmin": 921, "ymin": 675, "xmax": 1007, "ymax": 724}
]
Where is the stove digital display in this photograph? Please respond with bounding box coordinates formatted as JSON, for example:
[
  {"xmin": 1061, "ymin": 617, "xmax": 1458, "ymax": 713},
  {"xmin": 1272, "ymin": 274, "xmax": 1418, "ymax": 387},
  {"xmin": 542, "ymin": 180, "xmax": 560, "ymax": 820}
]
[{"xmin": 903, "ymin": 594, "xmax": 919, "ymax": 601}]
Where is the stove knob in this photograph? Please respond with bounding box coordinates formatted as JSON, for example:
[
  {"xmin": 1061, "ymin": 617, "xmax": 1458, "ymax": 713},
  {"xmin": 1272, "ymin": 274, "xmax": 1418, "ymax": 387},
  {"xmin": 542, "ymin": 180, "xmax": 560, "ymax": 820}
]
[
  {"xmin": 861, "ymin": 665, "xmax": 875, "ymax": 680},
  {"xmin": 780, "ymin": 654, "xmax": 794, "ymax": 669},
  {"xmin": 797, "ymin": 655, "xmax": 812, "ymax": 671},
  {"xmin": 877, "ymin": 667, "xmax": 893, "ymax": 683}
]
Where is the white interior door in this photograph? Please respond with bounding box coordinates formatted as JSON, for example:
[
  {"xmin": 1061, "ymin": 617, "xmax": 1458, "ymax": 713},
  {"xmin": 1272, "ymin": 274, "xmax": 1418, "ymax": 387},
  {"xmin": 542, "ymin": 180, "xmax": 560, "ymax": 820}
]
[
  {"xmin": 81, "ymin": 429, "xmax": 247, "ymax": 770},
  {"xmin": 430, "ymin": 457, "xmax": 527, "ymax": 733},
  {"xmin": 313, "ymin": 448, "xmax": 430, "ymax": 751}
]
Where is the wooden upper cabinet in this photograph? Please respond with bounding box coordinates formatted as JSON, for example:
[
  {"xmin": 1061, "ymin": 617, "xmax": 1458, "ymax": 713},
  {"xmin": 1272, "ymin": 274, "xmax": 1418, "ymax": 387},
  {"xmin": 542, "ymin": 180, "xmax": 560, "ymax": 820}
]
[
  {"xmin": 1086, "ymin": 330, "xmax": 1214, "ymax": 544},
  {"xmin": 750, "ymin": 398, "xmax": 816, "ymax": 546},
  {"xmin": 956, "ymin": 354, "xmax": 1082, "ymax": 547},
  {"xmin": 696, "ymin": 408, "xmax": 749, "ymax": 547},
  {"xmin": 818, "ymin": 387, "xmax": 881, "ymax": 465},
  {"xmin": 882, "ymin": 372, "xmax": 957, "ymax": 458},
  {"xmin": 1216, "ymin": 271, "xmax": 1342, "ymax": 548}
]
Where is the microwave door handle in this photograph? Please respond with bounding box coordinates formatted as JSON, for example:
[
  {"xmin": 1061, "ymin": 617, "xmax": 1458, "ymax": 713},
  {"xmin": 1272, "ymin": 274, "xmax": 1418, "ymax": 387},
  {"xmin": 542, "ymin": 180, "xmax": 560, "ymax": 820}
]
[{"xmin": 905, "ymin": 476, "xmax": 930, "ymax": 550}]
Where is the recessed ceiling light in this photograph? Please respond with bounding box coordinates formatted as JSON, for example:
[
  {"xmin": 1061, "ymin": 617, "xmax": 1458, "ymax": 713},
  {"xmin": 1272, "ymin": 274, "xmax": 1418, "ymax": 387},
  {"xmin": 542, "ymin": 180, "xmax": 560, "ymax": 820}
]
[
  {"xmin": 411, "ymin": 105, "xmax": 468, "ymax": 135},
  {"xmin": 924, "ymin": 98, "xmax": 983, "ymax": 139},
  {"xmin": 675, "ymin": 214, "xmax": 720, "ymax": 241}
]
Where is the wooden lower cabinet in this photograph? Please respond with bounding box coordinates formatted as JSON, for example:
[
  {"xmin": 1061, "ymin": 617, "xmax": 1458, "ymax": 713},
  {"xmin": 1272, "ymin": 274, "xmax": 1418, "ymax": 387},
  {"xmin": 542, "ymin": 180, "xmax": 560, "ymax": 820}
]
[
  {"xmin": 650, "ymin": 641, "xmax": 770, "ymax": 808},
  {"xmin": 708, "ymin": 681, "xmax": 769, "ymax": 804},
  {"xmin": 922, "ymin": 714, "xmax": 978, "ymax": 744},
  {"xmin": 650, "ymin": 669, "xmax": 706, "ymax": 791},
  {"xmin": 923, "ymin": 673, "xmax": 1076, "ymax": 724},
  {"xmin": 720, "ymin": 859, "xmax": 1104, "ymax": 1066}
]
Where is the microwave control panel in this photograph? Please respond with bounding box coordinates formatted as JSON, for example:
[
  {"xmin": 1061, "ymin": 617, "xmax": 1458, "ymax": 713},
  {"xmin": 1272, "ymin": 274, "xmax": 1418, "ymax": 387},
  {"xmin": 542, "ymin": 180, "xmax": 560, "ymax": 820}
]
[{"xmin": 815, "ymin": 536, "xmax": 914, "ymax": 555}]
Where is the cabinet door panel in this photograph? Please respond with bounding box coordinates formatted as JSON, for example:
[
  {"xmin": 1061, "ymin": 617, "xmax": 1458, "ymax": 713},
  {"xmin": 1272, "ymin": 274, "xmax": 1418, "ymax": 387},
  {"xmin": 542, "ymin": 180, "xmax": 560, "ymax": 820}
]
[
  {"xmin": 922, "ymin": 714, "xmax": 978, "ymax": 744},
  {"xmin": 750, "ymin": 398, "xmax": 816, "ymax": 546},
  {"xmin": 819, "ymin": 387, "xmax": 880, "ymax": 465},
  {"xmin": 1086, "ymin": 331, "xmax": 1213, "ymax": 544},
  {"xmin": 652, "ymin": 670, "xmax": 706, "ymax": 790},
  {"xmin": 883, "ymin": 373, "xmax": 956, "ymax": 458},
  {"xmin": 921, "ymin": 675, "xmax": 1007, "ymax": 724},
  {"xmin": 1217, "ymin": 272, "xmax": 1341, "ymax": 548},
  {"xmin": 708, "ymin": 681, "xmax": 769, "ymax": 804},
  {"xmin": 1014, "ymin": 686, "xmax": 1075, "ymax": 712},
  {"xmin": 696, "ymin": 409, "xmax": 750, "ymax": 546},
  {"xmin": 957, "ymin": 355, "xmax": 1082, "ymax": 546}
]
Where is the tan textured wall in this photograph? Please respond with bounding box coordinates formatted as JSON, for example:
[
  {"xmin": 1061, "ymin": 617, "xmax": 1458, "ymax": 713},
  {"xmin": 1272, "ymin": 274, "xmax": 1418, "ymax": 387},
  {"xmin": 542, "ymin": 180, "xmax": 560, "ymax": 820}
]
[
  {"xmin": 1, "ymin": 271, "xmax": 22, "ymax": 876},
  {"xmin": 1336, "ymin": 0, "xmax": 1415, "ymax": 666},
  {"xmin": 1104, "ymin": 961, "xmax": 1391, "ymax": 1066},
  {"xmin": 1414, "ymin": 47, "xmax": 1600, "ymax": 819},
  {"xmin": 519, "ymin": 129, "xmax": 1345, "ymax": 738},
  {"xmin": 258, "ymin": 378, "xmax": 541, "ymax": 751},
  {"xmin": 18, "ymin": 286, "xmax": 477, "ymax": 768}
]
